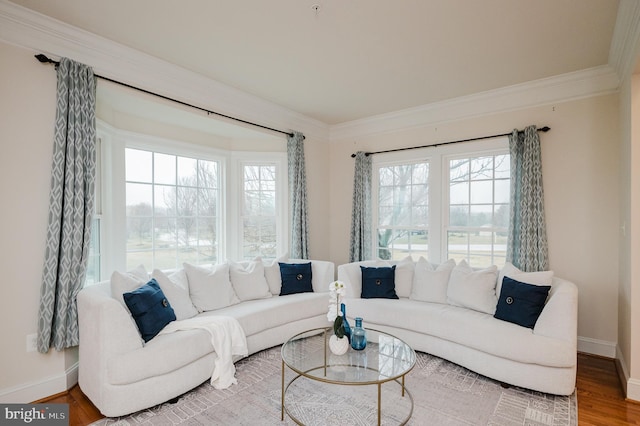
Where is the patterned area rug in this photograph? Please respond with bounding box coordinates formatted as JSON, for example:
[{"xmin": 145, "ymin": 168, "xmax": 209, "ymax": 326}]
[{"xmin": 91, "ymin": 346, "xmax": 576, "ymax": 425}]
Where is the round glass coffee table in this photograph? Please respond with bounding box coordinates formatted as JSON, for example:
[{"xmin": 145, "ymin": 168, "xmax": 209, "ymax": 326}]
[{"xmin": 281, "ymin": 327, "xmax": 416, "ymax": 425}]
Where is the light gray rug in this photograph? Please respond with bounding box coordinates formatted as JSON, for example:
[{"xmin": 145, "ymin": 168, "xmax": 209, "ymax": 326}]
[{"xmin": 91, "ymin": 346, "xmax": 576, "ymax": 425}]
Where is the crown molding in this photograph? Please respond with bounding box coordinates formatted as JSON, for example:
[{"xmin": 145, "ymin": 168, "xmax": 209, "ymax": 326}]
[
  {"xmin": 609, "ymin": 0, "xmax": 640, "ymax": 81},
  {"xmin": 0, "ymin": 0, "xmax": 330, "ymax": 142},
  {"xmin": 0, "ymin": 0, "xmax": 625, "ymax": 143},
  {"xmin": 330, "ymin": 65, "xmax": 620, "ymax": 140}
]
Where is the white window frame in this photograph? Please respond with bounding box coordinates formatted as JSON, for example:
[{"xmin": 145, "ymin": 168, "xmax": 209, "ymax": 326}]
[
  {"xmin": 372, "ymin": 137, "xmax": 508, "ymax": 265},
  {"xmin": 96, "ymin": 120, "xmax": 288, "ymax": 276}
]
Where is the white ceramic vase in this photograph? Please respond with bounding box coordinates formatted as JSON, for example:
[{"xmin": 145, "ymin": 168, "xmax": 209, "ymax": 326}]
[{"xmin": 329, "ymin": 334, "xmax": 349, "ymax": 355}]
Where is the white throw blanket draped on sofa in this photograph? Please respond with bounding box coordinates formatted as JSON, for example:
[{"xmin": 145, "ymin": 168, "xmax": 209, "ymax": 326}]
[{"xmin": 159, "ymin": 316, "xmax": 248, "ymax": 389}]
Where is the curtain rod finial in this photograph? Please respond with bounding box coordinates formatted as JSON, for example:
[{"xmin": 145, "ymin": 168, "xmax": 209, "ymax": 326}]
[{"xmin": 539, "ymin": 126, "xmax": 550, "ymax": 132}]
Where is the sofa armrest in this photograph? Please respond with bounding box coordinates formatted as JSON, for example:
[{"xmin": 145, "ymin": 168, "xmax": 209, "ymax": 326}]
[
  {"xmin": 78, "ymin": 282, "xmax": 144, "ymax": 400},
  {"xmin": 533, "ymin": 277, "xmax": 578, "ymax": 346}
]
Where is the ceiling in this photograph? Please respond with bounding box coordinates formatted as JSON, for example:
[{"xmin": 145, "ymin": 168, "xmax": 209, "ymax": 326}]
[{"xmin": 10, "ymin": 0, "xmax": 621, "ymax": 126}]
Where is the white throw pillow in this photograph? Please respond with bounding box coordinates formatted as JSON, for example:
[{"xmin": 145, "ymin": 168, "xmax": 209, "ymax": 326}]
[
  {"xmin": 410, "ymin": 258, "xmax": 456, "ymax": 304},
  {"xmin": 110, "ymin": 265, "xmax": 149, "ymax": 307},
  {"xmin": 183, "ymin": 263, "xmax": 239, "ymax": 312},
  {"xmin": 263, "ymin": 254, "xmax": 289, "ymax": 295},
  {"xmin": 447, "ymin": 260, "xmax": 499, "ymax": 315},
  {"xmin": 151, "ymin": 269, "xmax": 198, "ymax": 320},
  {"xmin": 497, "ymin": 262, "xmax": 554, "ymax": 297},
  {"xmin": 228, "ymin": 258, "xmax": 272, "ymax": 301},
  {"xmin": 394, "ymin": 256, "xmax": 415, "ymax": 298}
]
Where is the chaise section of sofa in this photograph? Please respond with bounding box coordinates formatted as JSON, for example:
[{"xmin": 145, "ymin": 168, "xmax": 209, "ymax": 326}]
[{"xmin": 78, "ymin": 259, "xmax": 335, "ymax": 417}]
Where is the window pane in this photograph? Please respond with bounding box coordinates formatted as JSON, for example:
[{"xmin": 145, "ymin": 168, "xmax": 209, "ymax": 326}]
[
  {"xmin": 154, "ymin": 153, "xmax": 175, "ymax": 185},
  {"xmin": 178, "ymin": 157, "xmax": 197, "ymax": 183},
  {"xmin": 450, "ymin": 181, "xmax": 469, "ymax": 204},
  {"xmin": 126, "ymin": 183, "xmax": 152, "ymax": 213},
  {"xmin": 470, "ymin": 205, "xmax": 492, "ymax": 227},
  {"xmin": 494, "ymin": 179, "xmax": 510, "ymax": 204},
  {"xmin": 450, "ymin": 205, "xmax": 468, "ymax": 226},
  {"xmin": 154, "ymin": 185, "xmax": 175, "ymax": 216},
  {"xmin": 198, "ymin": 160, "xmax": 218, "ymax": 188},
  {"xmin": 125, "ymin": 148, "xmax": 152, "ymax": 182},
  {"xmin": 470, "ymin": 180, "xmax": 492, "ymax": 204},
  {"xmin": 127, "ymin": 217, "xmax": 152, "ymax": 251},
  {"xmin": 470, "ymin": 157, "xmax": 493, "ymax": 180},
  {"xmin": 494, "ymin": 155, "xmax": 510, "ymax": 178}
]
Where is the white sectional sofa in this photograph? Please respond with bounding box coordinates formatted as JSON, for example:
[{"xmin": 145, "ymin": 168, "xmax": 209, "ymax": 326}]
[
  {"xmin": 77, "ymin": 258, "xmax": 335, "ymax": 417},
  {"xmin": 78, "ymin": 255, "xmax": 578, "ymax": 418},
  {"xmin": 337, "ymin": 257, "xmax": 578, "ymax": 396}
]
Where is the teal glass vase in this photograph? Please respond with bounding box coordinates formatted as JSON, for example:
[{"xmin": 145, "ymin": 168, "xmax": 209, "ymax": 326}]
[
  {"xmin": 351, "ymin": 317, "xmax": 367, "ymax": 350},
  {"xmin": 340, "ymin": 303, "xmax": 351, "ymax": 343}
]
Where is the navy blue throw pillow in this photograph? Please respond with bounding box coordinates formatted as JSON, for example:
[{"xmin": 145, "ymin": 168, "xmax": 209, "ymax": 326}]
[
  {"xmin": 279, "ymin": 262, "xmax": 313, "ymax": 296},
  {"xmin": 494, "ymin": 277, "xmax": 551, "ymax": 329},
  {"xmin": 123, "ymin": 278, "xmax": 176, "ymax": 342},
  {"xmin": 360, "ymin": 265, "xmax": 399, "ymax": 299}
]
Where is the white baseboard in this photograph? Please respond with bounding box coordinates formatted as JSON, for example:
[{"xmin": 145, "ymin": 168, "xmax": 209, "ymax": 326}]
[
  {"xmin": 0, "ymin": 362, "xmax": 78, "ymax": 403},
  {"xmin": 577, "ymin": 336, "xmax": 617, "ymax": 358},
  {"xmin": 615, "ymin": 345, "xmax": 640, "ymax": 402}
]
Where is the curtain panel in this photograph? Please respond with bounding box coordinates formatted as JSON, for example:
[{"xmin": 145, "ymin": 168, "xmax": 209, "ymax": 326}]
[
  {"xmin": 349, "ymin": 152, "xmax": 372, "ymax": 262},
  {"xmin": 38, "ymin": 58, "xmax": 97, "ymax": 352},
  {"xmin": 506, "ymin": 125, "xmax": 549, "ymax": 272},
  {"xmin": 287, "ymin": 131, "xmax": 309, "ymax": 259}
]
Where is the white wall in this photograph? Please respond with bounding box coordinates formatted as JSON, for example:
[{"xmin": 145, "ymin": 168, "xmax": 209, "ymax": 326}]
[
  {"xmin": 0, "ymin": 41, "xmax": 78, "ymax": 401},
  {"xmin": 330, "ymin": 94, "xmax": 621, "ymax": 354}
]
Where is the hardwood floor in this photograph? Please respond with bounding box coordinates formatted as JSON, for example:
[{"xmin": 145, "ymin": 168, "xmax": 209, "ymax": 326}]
[{"xmin": 38, "ymin": 353, "xmax": 640, "ymax": 425}]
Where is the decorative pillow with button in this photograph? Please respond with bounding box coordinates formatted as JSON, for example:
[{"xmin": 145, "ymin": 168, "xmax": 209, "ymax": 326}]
[
  {"xmin": 360, "ymin": 265, "xmax": 399, "ymax": 299},
  {"xmin": 123, "ymin": 278, "xmax": 176, "ymax": 342},
  {"xmin": 494, "ymin": 276, "xmax": 551, "ymax": 328},
  {"xmin": 279, "ymin": 262, "xmax": 313, "ymax": 295}
]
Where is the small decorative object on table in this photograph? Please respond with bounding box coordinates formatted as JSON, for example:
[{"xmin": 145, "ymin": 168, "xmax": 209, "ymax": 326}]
[
  {"xmin": 327, "ymin": 281, "xmax": 349, "ymax": 355},
  {"xmin": 351, "ymin": 317, "xmax": 367, "ymax": 350}
]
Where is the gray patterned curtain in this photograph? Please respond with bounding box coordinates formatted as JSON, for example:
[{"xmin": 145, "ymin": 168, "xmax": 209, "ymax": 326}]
[
  {"xmin": 349, "ymin": 152, "xmax": 372, "ymax": 262},
  {"xmin": 38, "ymin": 58, "xmax": 97, "ymax": 353},
  {"xmin": 287, "ymin": 131, "xmax": 309, "ymax": 259},
  {"xmin": 506, "ymin": 125, "xmax": 548, "ymax": 271}
]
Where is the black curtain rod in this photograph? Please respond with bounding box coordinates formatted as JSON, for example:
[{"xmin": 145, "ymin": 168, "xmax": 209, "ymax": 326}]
[
  {"xmin": 350, "ymin": 126, "xmax": 550, "ymax": 158},
  {"xmin": 35, "ymin": 54, "xmax": 299, "ymax": 139}
]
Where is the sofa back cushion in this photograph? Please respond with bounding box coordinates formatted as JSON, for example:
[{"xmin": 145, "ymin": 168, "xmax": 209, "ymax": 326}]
[
  {"xmin": 410, "ymin": 258, "xmax": 456, "ymax": 304},
  {"xmin": 228, "ymin": 258, "xmax": 272, "ymax": 301},
  {"xmin": 447, "ymin": 260, "xmax": 498, "ymax": 315},
  {"xmin": 151, "ymin": 269, "xmax": 198, "ymax": 320},
  {"xmin": 183, "ymin": 262, "xmax": 240, "ymax": 312}
]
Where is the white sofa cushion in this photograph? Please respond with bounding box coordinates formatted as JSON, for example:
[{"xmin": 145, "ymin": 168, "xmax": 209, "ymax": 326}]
[
  {"xmin": 183, "ymin": 263, "xmax": 240, "ymax": 312},
  {"xmin": 151, "ymin": 269, "xmax": 198, "ymax": 320},
  {"xmin": 410, "ymin": 258, "xmax": 456, "ymax": 303},
  {"xmin": 497, "ymin": 262, "xmax": 554, "ymax": 297},
  {"xmin": 263, "ymin": 254, "xmax": 289, "ymax": 295},
  {"xmin": 344, "ymin": 297, "xmax": 574, "ymax": 368},
  {"xmin": 228, "ymin": 258, "xmax": 272, "ymax": 301},
  {"xmin": 110, "ymin": 265, "xmax": 149, "ymax": 307},
  {"xmin": 393, "ymin": 256, "xmax": 415, "ymax": 298},
  {"xmin": 447, "ymin": 260, "xmax": 498, "ymax": 315},
  {"xmin": 201, "ymin": 292, "xmax": 327, "ymax": 337}
]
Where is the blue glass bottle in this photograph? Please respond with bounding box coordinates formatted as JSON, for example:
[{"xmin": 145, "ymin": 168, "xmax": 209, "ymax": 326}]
[
  {"xmin": 340, "ymin": 303, "xmax": 351, "ymax": 343},
  {"xmin": 351, "ymin": 317, "xmax": 367, "ymax": 350}
]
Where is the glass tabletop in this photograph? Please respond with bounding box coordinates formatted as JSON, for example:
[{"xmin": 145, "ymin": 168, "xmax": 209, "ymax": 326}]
[{"xmin": 281, "ymin": 327, "xmax": 416, "ymax": 385}]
